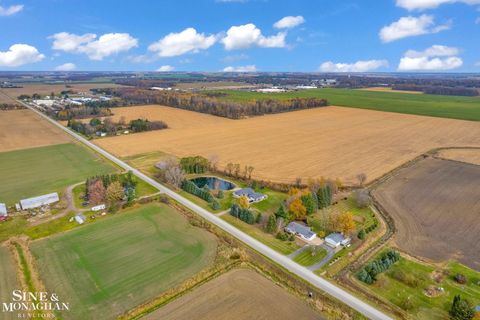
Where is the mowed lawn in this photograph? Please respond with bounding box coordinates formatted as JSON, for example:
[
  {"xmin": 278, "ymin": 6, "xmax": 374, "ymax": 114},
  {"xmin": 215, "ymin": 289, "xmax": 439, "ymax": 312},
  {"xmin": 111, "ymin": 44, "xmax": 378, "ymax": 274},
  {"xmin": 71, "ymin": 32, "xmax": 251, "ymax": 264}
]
[
  {"xmin": 30, "ymin": 204, "xmax": 217, "ymax": 320},
  {"xmin": 213, "ymin": 88, "xmax": 480, "ymax": 121},
  {"xmin": 0, "ymin": 143, "xmax": 116, "ymax": 204}
]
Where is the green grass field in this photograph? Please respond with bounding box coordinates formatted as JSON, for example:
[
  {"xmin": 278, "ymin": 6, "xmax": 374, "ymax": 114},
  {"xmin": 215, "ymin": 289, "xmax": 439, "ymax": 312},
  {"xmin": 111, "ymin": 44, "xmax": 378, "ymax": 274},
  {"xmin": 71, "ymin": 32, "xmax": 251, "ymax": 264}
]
[
  {"xmin": 293, "ymin": 248, "xmax": 327, "ymax": 266},
  {"xmin": 0, "ymin": 246, "xmax": 20, "ymax": 320},
  {"xmin": 0, "ymin": 143, "xmax": 117, "ymax": 205},
  {"xmin": 358, "ymin": 253, "xmax": 480, "ymax": 319},
  {"xmin": 212, "ymin": 88, "xmax": 480, "ymax": 121},
  {"xmin": 30, "ymin": 204, "xmax": 217, "ymax": 320}
]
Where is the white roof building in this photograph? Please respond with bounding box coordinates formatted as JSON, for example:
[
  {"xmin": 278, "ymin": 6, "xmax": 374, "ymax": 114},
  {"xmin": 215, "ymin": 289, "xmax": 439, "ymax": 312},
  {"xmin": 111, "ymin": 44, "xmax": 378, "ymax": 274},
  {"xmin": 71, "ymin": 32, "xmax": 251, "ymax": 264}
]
[
  {"xmin": 285, "ymin": 222, "xmax": 317, "ymax": 241},
  {"xmin": 74, "ymin": 214, "xmax": 86, "ymax": 225},
  {"xmin": 0, "ymin": 203, "xmax": 7, "ymax": 216},
  {"xmin": 325, "ymin": 233, "xmax": 351, "ymax": 248},
  {"xmin": 20, "ymin": 192, "xmax": 60, "ymax": 210}
]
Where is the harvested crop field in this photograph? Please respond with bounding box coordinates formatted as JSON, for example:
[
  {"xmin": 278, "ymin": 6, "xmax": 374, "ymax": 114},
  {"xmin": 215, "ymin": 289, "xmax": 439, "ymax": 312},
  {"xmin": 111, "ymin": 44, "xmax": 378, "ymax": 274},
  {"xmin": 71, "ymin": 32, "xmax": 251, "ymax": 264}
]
[
  {"xmin": 0, "ymin": 83, "xmax": 123, "ymax": 98},
  {"xmin": 30, "ymin": 204, "xmax": 217, "ymax": 320},
  {"xmin": 143, "ymin": 268, "xmax": 324, "ymax": 320},
  {"xmin": 92, "ymin": 105, "xmax": 480, "ymax": 185},
  {"xmin": 437, "ymin": 148, "xmax": 480, "ymax": 166},
  {"xmin": 373, "ymin": 158, "xmax": 480, "ymax": 270},
  {"xmin": 0, "ymin": 109, "xmax": 71, "ymax": 152}
]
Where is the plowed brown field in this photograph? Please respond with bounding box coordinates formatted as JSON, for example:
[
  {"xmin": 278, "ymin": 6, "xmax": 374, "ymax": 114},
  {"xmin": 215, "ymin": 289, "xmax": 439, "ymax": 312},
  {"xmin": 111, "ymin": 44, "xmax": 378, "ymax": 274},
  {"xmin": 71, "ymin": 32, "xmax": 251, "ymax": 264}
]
[
  {"xmin": 143, "ymin": 268, "xmax": 324, "ymax": 320},
  {"xmin": 91, "ymin": 105, "xmax": 480, "ymax": 185},
  {"xmin": 0, "ymin": 109, "xmax": 70, "ymax": 152},
  {"xmin": 373, "ymin": 158, "xmax": 480, "ymax": 270}
]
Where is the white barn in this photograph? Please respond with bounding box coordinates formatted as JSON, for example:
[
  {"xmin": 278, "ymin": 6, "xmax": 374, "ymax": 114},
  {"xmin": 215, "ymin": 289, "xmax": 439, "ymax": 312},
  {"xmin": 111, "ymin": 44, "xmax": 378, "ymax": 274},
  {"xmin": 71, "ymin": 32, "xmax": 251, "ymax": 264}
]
[
  {"xmin": 20, "ymin": 192, "xmax": 60, "ymax": 210},
  {"xmin": 0, "ymin": 203, "xmax": 7, "ymax": 218}
]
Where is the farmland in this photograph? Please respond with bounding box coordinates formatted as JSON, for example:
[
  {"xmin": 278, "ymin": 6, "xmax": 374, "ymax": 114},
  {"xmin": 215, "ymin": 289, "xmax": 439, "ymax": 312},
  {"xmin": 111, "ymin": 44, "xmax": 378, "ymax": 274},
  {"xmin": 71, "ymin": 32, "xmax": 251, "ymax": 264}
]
[
  {"xmin": 0, "ymin": 109, "xmax": 71, "ymax": 152},
  {"xmin": 212, "ymin": 88, "xmax": 480, "ymax": 121},
  {"xmin": 0, "ymin": 246, "xmax": 20, "ymax": 320},
  {"xmin": 0, "ymin": 83, "xmax": 124, "ymax": 98},
  {"xmin": 92, "ymin": 105, "xmax": 480, "ymax": 185},
  {"xmin": 0, "ymin": 143, "xmax": 117, "ymax": 204},
  {"xmin": 437, "ymin": 148, "xmax": 480, "ymax": 166},
  {"xmin": 30, "ymin": 204, "xmax": 217, "ymax": 320},
  {"xmin": 143, "ymin": 268, "xmax": 324, "ymax": 320},
  {"xmin": 373, "ymin": 158, "xmax": 480, "ymax": 270}
]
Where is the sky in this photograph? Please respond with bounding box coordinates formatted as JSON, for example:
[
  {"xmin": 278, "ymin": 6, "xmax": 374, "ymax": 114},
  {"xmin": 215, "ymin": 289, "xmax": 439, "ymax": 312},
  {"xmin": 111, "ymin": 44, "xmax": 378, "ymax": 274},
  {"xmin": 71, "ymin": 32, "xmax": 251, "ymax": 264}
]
[{"xmin": 0, "ymin": 0, "xmax": 479, "ymax": 72}]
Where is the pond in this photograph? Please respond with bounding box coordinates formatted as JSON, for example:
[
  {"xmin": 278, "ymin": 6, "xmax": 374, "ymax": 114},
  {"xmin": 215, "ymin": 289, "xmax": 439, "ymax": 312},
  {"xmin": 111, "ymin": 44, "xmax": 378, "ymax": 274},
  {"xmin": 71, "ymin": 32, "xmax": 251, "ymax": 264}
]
[{"xmin": 190, "ymin": 177, "xmax": 235, "ymax": 191}]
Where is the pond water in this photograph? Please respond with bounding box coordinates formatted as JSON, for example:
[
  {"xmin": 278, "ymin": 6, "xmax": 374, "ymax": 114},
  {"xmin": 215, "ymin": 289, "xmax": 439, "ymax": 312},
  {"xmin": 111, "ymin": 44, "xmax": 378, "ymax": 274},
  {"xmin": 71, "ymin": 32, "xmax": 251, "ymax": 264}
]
[{"xmin": 190, "ymin": 177, "xmax": 235, "ymax": 190}]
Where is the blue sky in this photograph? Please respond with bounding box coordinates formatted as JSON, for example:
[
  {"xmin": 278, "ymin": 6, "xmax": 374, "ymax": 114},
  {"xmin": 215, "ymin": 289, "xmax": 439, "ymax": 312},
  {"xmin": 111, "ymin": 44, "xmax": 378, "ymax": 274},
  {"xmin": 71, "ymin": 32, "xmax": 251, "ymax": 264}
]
[{"xmin": 0, "ymin": 0, "xmax": 479, "ymax": 72}]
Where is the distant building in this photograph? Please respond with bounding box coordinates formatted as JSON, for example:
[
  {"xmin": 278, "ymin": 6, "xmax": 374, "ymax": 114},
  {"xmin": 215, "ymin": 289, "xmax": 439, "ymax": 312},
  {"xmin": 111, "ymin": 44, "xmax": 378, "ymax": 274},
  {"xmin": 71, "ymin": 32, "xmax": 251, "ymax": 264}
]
[
  {"xmin": 91, "ymin": 204, "xmax": 106, "ymax": 212},
  {"xmin": 232, "ymin": 188, "xmax": 267, "ymax": 203},
  {"xmin": 325, "ymin": 233, "xmax": 351, "ymax": 248},
  {"xmin": 295, "ymin": 85, "xmax": 317, "ymax": 89},
  {"xmin": 20, "ymin": 192, "xmax": 60, "ymax": 210},
  {"xmin": 33, "ymin": 99, "xmax": 55, "ymax": 107},
  {"xmin": 255, "ymin": 87, "xmax": 286, "ymax": 93},
  {"xmin": 74, "ymin": 214, "xmax": 86, "ymax": 225},
  {"xmin": 0, "ymin": 203, "xmax": 7, "ymax": 221},
  {"xmin": 285, "ymin": 222, "xmax": 317, "ymax": 241}
]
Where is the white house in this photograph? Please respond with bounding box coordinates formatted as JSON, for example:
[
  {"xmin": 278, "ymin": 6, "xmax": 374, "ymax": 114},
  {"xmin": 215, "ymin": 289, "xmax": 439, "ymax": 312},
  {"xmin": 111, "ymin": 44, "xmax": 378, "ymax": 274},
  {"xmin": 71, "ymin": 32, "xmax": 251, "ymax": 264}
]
[
  {"xmin": 325, "ymin": 233, "xmax": 351, "ymax": 248},
  {"xmin": 285, "ymin": 222, "xmax": 317, "ymax": 242},
  {"xmin": 232, "ymin": 188, "xmax": 267, "ymax": 203},
  {"xmin": 20, "ymin": 193, "xmax": 60, "ymax": 210}
]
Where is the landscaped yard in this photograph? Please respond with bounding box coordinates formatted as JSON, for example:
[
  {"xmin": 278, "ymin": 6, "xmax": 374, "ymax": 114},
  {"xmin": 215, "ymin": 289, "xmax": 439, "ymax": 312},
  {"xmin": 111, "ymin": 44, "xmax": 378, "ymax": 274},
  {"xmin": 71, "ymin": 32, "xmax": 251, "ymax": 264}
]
[
  {"xmin": 0, "ymin": 143, "xmax": 117, "ymax": 205},
  {"xmin": 221, "ymin": 214, "xmax": 299, "ymax": 255},
  {"xmin": 30, "ymin": 204, "xmax": 217, "ymax": 320},
  {"xmin": 293, "ymin": 248, "xmax": 328, "ymax": 266},
  {"xmin": 357, "ymin": 252, "xmax": 480, "ymax": 320}
]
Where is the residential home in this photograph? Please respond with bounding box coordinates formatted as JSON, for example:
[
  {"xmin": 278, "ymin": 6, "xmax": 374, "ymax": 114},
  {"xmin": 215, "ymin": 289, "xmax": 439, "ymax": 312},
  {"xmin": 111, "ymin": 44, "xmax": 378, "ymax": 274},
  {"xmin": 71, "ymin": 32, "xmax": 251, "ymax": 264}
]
[{"xmin": 285, "ymin": 221, "xmax": 317, "ymax": 241}]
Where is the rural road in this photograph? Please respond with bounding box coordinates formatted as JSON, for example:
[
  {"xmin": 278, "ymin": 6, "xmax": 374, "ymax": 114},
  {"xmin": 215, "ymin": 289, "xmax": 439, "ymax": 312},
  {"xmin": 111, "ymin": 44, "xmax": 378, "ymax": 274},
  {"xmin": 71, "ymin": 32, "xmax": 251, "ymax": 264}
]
[{"xmin": 21, "ymin": 101, "xmax": 393, "ymax": 320}]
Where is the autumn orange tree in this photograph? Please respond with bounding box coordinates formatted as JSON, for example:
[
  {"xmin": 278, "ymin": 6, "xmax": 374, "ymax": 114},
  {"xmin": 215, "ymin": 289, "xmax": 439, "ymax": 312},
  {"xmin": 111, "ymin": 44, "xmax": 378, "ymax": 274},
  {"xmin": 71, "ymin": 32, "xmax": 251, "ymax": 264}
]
[
  {"xmin": 337, "ymin": 212, "xmax": 356, "ymax": 235},
  {"xmin": 238, "ymin": 195, "xmax": 250, "ymax": 209},
  {"xmin": 288, "ymin": 198, "xmax": 307, "ymax": 221}
]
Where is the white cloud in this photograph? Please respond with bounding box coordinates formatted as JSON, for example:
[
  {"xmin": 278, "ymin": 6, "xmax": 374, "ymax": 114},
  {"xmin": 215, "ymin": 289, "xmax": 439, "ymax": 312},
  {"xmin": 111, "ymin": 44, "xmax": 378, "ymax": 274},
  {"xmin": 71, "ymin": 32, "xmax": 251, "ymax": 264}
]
[
  {"xmin": 319, "ymin": 60, "xmax": 388, "ymax": 72},
  {"xmin": 398, "ymin": 45, "xmax": 463, "ymax": 70},
  {"xmin": 157, "ymin": 65, "xmax": 175, "ymax": 72},
  {"xmin": 50, "ymin": 32, "xmax": 138, "ymax": 60},
  {"xmin": 148, "ymin": 28, "xmax": 216, "ymax": 57},
  {"xmin": 54, "ymin": 62, "xmax": 76, "ymax": 71},
  {"xmin": 379, "ymin": 15, "xmax": 450, "ymax": 42},
  {"xmin": 222, "ymin": 23, "xmax": 286, "ymax": 50},
  {"xmin": 0, "ymin": 44, "xmax": 44, "ymax": 67},
  {"xmin": 223, "ymin": 65, "xmax": 257, "ymax": 72},
  {"xmin": 0, "ymin": 3, "xmax": 23, "ymax": 16},
  {"xmin": 396, "ymin": 0, "xmax": 480, "ymax": 10},
  {"xmin": 273, "ymin": 16, "xmax": 305, "ymax": 29}
]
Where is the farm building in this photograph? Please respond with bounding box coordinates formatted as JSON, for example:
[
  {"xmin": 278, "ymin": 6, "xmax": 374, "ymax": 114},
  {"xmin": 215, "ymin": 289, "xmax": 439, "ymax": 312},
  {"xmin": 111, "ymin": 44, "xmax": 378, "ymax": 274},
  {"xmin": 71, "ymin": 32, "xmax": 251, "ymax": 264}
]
[
  {"xmin": 0, "ymin": 203, "xmax": 7, "ymax": 221},
  {"xmin": 91, "ymin": 204, "xmax": 106, "ymax": 212},
  {"xmin": 285, "ymin": 222, "xmax": 317, "ymax": 241},
  {"xmin": 232, "ymin": 188, "xmax": 267, "ymax": 203},
  {"xmin": 74, "ymin": 214, "xmax": 86, "ymax": 225},
  {"xmin": 325, "ymin": 233, "xmax": 351, "ymax": 248},
  {"xmin": 20, "ymin": 192, "xmax": 59, "ymax": 210}
]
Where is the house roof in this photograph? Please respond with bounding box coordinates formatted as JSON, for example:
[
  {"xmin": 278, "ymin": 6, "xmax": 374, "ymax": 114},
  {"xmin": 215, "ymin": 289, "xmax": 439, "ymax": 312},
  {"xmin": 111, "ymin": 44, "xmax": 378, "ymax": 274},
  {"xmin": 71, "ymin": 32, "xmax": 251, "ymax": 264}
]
[
  {"xmin": 233, "ymin": 188, "xmax": 265, "ymax": 200},
  {"xmin": 325, "ymin": 232, "xmax": 346, "ymax": 244},
  {"xmin": 0, "ymin": 203, "xmax": 7, "ymax": 216},
  {"xmin": 286, "ymin": 222, "xmax": 316, "ymax": 239}
]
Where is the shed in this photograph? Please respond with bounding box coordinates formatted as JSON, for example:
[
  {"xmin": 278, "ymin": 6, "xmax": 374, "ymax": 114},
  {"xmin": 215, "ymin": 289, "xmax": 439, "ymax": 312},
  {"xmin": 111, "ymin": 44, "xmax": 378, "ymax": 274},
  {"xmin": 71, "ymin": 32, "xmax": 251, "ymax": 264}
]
[
  {"xmin": 74, "ymin": 214, "xmax": 86, "ymax": 225},
  {"xmin": 0, "ymin": 203, "xmax": 7, "ymax": 220},
  {"xmin": 285, "ymin": 222, "xmax": 317, "ymax": 241},
  {"xmin": 20, "ymin": 193, "xmax": 60, "ymax": 210},
  {"xmin": 325, "ymin": 233, "xmax": 351, "ymax": 248}
]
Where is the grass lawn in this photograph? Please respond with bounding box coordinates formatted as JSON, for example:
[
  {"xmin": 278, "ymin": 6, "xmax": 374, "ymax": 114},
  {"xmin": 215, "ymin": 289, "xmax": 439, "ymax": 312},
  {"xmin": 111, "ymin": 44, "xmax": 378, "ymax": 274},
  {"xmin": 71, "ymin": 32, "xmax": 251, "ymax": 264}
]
[
  {"xmin": 251, "ymin": 188, "xmax": 288, "ymax": 214},
  {"xmin": 0, "ymin": 143, "xmax": 117, "ymax": 205},
  {"xmin": 211, "ymin": 88, "xmax": 480, "ymax": 121},
  {"xmin": 293, "ymin": 248, "xmax": 328, "ymax": 267},
  {"xmin": 221, "ymin": 214, "xmax": 299, "ymax": 255},
  {"xmin": 357, "ymin": 253, "xmax": 480, "ymax": 320},
  {"xmin": 30, "ymin": 203, "xmax": 217, "ymax": 320},
  {"xmin": 0, "ymin": 246, "xmax": 20, "ymax": 320}
]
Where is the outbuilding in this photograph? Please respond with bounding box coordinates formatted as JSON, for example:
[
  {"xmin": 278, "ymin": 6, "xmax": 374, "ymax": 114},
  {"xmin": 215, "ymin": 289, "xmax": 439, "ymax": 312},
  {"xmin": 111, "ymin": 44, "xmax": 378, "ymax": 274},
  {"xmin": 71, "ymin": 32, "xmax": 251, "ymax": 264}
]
[
  {"xmin": 0, "ymin": 203, "xmax": 7, "ymax": 221},
  {"xmin": 20, "ymin": 193, "xmax": 60, "ymax": 210},
  {"xmin": 325, "ymin": 233, "xmax": 351, "ymax": 248},
  {"xmin": 285, "ymin": 222, "xmax": 317, "ymax": 241},
  {"xmin": 74, "ymin": 214, "xmax": 86, "ymax": 225}
]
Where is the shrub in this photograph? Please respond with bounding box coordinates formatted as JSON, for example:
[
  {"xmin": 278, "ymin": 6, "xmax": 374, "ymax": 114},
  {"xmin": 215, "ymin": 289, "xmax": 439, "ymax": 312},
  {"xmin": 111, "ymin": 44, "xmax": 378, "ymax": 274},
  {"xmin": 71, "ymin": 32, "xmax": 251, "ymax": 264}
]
[
  {"xmin": 217, "ymin": 190, "xmax": 224, "ymax": 199},
  {"xmin": 276, "ymin": 231, "xmax": 289, "ymax": 241},
  {"xmin": 358, "ymin": 229, "xmax": 366, "ymax": 240},
  {"xmin": 229, "ymin": 204, "xmax": 255, "ymax": 224},
  {"xmin": 210, "ymin": 200, "xmax": 220, "ymax": 210},
  {"xmin": 354, "ymin": 189, "xmax": 371, "ymax": 208},
  {"xmin": 454, "ymin": 273, "xmax": 467, "ymax": 285}
]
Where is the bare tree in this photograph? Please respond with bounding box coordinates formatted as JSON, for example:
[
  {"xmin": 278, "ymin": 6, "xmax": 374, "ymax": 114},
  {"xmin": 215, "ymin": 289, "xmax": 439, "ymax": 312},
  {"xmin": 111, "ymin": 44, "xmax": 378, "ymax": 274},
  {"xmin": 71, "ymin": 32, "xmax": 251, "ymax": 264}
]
[
  {"xmin": 234, "ymin": 163, "xmax": 241, "ymax": 178},
  {"xmin": 356, "ymin": 173, "xmax": 367, "ymax": 187},
  {"xmin": 247, "ymin": 166, "xmax": 254, "ymax": 179},
  {"xmin": 354, "ymin": 189, "xmax": 371, "ymax": 208},
  {"xmin": 165, "ymin": 166, "xmax": 184, "ymax": 188},
  {"xmin": 226, "ymin": 163, "xmax": 234, "ymax": 176},
  {"xmin": 295, "ymin": 177, "xmax": 302, "ymax": 188},
  {"xmin": 208, "ymin": 154, "xmax": 219, "ymax": 171}
]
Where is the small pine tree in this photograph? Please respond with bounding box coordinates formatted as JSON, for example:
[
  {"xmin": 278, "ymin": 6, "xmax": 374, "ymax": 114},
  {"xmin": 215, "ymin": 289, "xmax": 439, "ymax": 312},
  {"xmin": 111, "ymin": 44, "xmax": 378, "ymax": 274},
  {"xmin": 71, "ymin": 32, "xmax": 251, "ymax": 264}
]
[
  {"xmin": 358, "ymin": 229, "xmax": 366, "ymax": 240},
  {"xmin": 265, "ymin": 214, "xmax": 277, "ymax": 233},
  {"xmin": 450, "ymin": 295, "xmax": 475, "ymax": 320}
]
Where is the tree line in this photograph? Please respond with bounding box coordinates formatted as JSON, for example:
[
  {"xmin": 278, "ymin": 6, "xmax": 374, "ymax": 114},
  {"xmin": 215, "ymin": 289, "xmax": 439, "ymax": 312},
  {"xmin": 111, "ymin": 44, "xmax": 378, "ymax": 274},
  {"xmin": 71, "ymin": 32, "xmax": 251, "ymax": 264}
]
[
  {"xmin": 357, "ymin": 250, "xmax": 400, "ymax": 284},
  {"xmin": 68, "ymin": 116, "xmax": 167, "ymax": 137}
]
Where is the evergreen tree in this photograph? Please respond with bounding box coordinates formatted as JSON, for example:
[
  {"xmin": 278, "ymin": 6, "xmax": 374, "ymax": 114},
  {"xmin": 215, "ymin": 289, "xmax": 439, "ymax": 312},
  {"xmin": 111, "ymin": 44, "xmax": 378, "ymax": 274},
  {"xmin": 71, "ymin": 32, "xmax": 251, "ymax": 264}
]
[
  {"xmin": 449, "ymin": 295, "xmax": 474, "ymax": 320},
  {"xmin": 265, "ymin": 214, "xmax": 277, "ymax": 233}
]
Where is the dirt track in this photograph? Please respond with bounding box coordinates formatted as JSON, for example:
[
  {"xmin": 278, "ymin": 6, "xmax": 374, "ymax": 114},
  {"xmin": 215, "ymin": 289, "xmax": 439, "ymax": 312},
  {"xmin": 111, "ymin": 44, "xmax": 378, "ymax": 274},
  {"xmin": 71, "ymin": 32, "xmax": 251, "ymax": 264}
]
[
  {"xmin": 92, "ymin": 105, "xmax": 480, "ymax": 185},
  {"xmin": 143, "ymin": 268, "xmax": 324, "ymax": 320},
  {"xmin": 373, "ymin": 158, "xmax": 480, "ymax": 270}
]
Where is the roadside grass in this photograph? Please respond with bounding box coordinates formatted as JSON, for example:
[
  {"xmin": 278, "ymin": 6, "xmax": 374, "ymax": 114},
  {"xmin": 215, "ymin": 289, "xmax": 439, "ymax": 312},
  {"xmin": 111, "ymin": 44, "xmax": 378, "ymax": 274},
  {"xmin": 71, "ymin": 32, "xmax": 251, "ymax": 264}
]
[
  {"xmin": 30, "ymin": 203, "xmax": 217, "ymax": 320},
  {"xmin": 0, "ymin": 143, "xmax": 117, "ymax": 205},
  {"xmin": 293, "ymin": 248, "xmax": 328, "ymax": 267},
  {"xmin": 221, "ymin": 214, "xmax": 299, "ymax": 255},
  {"xmin": 122, "ymin": 151, "xmax": 171, "ymax": 175},
  {"xmin": 355, "ymin": 252, "xmax": 480, "ymax": 319},
  {"xmin": 211, "ymin": 88, "xmax": 480, "ymax": 121}
]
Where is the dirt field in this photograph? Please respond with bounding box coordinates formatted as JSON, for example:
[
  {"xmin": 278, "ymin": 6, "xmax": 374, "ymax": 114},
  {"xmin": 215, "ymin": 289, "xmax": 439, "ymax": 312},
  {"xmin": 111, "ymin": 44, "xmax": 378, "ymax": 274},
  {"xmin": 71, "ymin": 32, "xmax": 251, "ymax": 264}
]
[
  {"xmin": 91, "ymin": 105, "xmax": 480, "ymax": 185},
  {"xmin": 143, "ymin": 268, "xmax": 324, "ymax": 320},
  {"xmin": 357, "ymin": 87, "xmax": 423, "ymax": 94},
  {"xmin": 437, "ymin": 148, "xmax": 480, "ymax": 166},
  {"xmin": 0, "ymin": 83, "xmax": 123, "ymax": 98},
  {"xmin": 373, "ymin": 158, "xmax": 480, "ymax": 270},
  {"xmin": 0, "ymin": 109, "xmax": 70, "ymax": 152}
]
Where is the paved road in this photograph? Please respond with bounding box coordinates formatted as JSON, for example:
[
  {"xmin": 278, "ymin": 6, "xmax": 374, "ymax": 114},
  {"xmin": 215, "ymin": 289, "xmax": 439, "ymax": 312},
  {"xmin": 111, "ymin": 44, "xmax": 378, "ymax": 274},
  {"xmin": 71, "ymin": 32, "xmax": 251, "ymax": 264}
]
[{"xmin": 21, "ymin": 101, "xmax": 393, "ymax": 320}]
